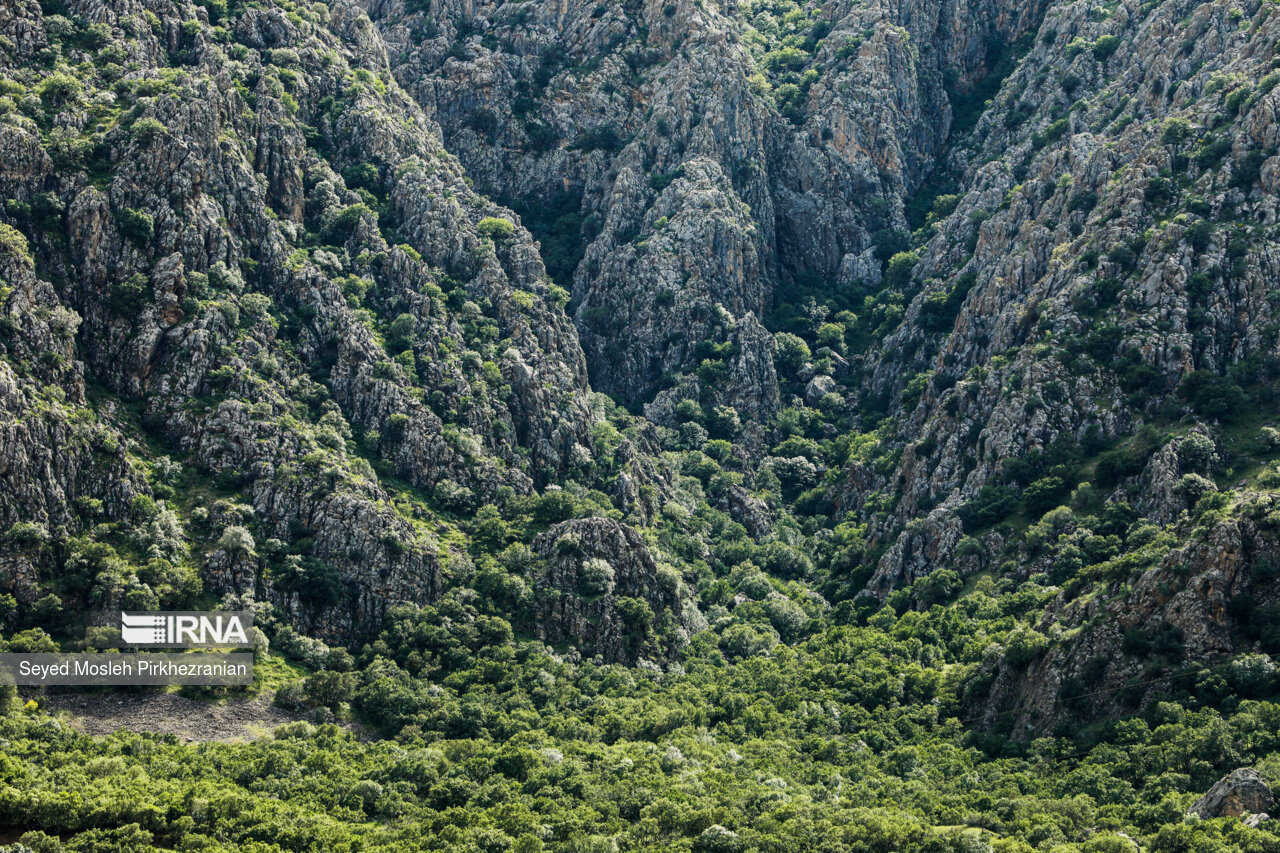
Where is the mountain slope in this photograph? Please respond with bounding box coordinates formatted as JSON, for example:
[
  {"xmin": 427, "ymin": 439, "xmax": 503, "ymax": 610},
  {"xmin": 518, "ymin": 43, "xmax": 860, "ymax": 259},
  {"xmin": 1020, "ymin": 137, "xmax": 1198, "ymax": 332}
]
[{"xmin": 6, "ymin": 0, "xmax": 1280, "ymax": 848}]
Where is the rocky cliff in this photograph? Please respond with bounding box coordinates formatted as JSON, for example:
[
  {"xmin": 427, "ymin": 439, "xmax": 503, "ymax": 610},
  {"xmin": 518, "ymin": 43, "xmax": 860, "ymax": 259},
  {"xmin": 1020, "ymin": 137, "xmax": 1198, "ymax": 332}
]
[{"xmin": 5, "ymin": 0, "xmax": 1280, "ymax": 706}]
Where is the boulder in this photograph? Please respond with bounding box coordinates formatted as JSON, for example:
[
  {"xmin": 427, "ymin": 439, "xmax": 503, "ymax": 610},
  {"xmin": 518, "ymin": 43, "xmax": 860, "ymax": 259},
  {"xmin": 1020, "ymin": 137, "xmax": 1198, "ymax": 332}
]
[{"xmin": 1188, "ymin": 769, "xmax": 1274, "ymax": 819}]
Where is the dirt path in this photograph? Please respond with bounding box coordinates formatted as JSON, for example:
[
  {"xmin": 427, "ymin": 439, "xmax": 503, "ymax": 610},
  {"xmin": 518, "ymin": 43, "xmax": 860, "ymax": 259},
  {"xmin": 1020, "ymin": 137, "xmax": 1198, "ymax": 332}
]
[{"xmin": 37, "ymin": 691, "xmax": 301, "ymax": 742}]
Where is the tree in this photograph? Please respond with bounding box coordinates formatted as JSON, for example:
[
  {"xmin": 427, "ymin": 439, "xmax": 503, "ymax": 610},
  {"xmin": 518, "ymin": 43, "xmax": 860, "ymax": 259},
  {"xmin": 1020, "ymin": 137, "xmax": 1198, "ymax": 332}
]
[
  {"xmin": 719, "ymin": 623, "xmax": 778, "ymax": 658},
  {"xmin": 774, "ymin": 332, "xmax": 811, "ymax": 373},
  {"xmin": 37, "ymin": 72, "xmax": 82, "ymax": 106},
  {"xmin": 116, "ymin": 208, "xmax": 154, "ymax": 247},
  {"xmin": 1092, "ymin": 35, "xmax": 1120, "ymax": 60},
  {"xmin": 131, "ymin": 117, "xmax": 169, "ymax": 145},
  {"xmin": 1161, "ymin": 117, "xmax": 1191, "ymax": 148},
  {"xmin": 216, "ymin": 525, "xmax": 256, "ymax": 555},
  {"xmin": 306, "ymin": 670, "xmax": 356, "ymax": 710},
  {"xmin": 578, "ymin": 557, "xmax": 615, "ymax": 597},
  {"xmin": 1179, "ymin": 370, "xmax": 1246, "ymax": 421},
  {"xmin": 885, "ymin": 251, "xmax": 920, "ymax": 289}
]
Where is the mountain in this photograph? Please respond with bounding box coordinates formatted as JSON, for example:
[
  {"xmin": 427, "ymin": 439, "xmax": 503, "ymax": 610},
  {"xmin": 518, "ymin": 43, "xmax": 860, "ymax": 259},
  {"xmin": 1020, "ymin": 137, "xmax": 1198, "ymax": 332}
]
[{"xmin": 4, "ymin": 0, "xmax": 1280, "ymax": 848}]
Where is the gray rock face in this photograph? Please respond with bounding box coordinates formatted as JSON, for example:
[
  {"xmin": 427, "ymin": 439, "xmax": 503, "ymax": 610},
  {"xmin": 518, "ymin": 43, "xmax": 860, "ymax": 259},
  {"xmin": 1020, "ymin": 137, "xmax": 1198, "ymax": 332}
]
[
  {"xmin": 6, "ymin": 0, "xmax": 1280, "ymax": 690},
  {"xmin": 839, "ymin": 0, "xmax": 1280, "ymax": 617},
  {"xmin": 1189, "ymin": 769, "xmax": 1274, "ymax": 820}
]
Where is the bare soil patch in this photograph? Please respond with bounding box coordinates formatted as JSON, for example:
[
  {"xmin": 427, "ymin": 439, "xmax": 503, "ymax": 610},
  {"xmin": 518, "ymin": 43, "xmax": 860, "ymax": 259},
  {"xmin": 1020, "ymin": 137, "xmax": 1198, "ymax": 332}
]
[{"xmin": 36, "ymin": 690, "xmax": 298, "ymax": 742}]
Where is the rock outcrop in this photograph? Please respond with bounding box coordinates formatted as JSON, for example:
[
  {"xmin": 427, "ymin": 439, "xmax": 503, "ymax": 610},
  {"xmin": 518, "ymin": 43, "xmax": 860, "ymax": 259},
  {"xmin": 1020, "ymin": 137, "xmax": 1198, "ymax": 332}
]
[
  {"xmin": 531, "ymin": 516, "xmax": 701, "ymax": 663},
  {"xmin": 1189, "ymin": 769, "xmax": 1274, "ymax": 820}
]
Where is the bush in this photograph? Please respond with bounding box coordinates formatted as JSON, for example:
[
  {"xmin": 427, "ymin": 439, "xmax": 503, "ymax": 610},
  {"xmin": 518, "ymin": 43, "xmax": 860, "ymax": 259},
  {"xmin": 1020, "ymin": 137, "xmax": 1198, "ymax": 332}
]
[
  {"xmin": 763, "ymin": 47, "xmax": 807, "ymax": 72},
  {"xmin": 816, "ymin": 322, "xmax": 845, "ymax": 351},
  {"xmin": 1023, "ymin": 476, "xmax": 1068, "ymax": 517},
  {"xmin": 477, "ymin": 216, "xmax": 516, "ymax": 240},
  {"xmin": 1033, "ymin": 118, "xmax": 1070, "ymax": 148},
  {"xmin": 719, "ymin": 623, "xmax": 778, "ymax": 659},
  {"xmin": 1185, "ymin": 220, "xmax": 1213, "ymax": 252},
  {"xmin": 919, "ymin": 272, "xmax": 977, "ymax": 332},
  {"xmin": 1004, "ymin": 625, "xmax": 1049, "ymax": 667},
  {"xmin": 571, "ymin": 126, "xmax": 623, "ymax": 152},
  {"xmin": 305, "ymin": 670, "xmax": 355, "ymax": 710},
  {"xmin": 884, "ymin": 251, "xmax": 920, "ymax": 289},
  {"xmin": 774, "ymin": 332, "xmax": 811, "ymax": 373},
  {"xmin": 755, "ymin": 541, "xmax": 813, "ymax": 579},
  {"xmin": 1179, "ymin": 370, "xmax": 1246, "ymax": 421},
  {"xmin": 466, "ymin": 109, "xmax": 499, "ymax": 135},
  {"xmin": 216, "ymin": 525, "xmax": 256, "ymax": 555},
  {"xmin": 343, "ymin": 163, "xmax": 380, "ymax": 192},
  {"xmin": 116, "ymin": 207, "xmax": 154, "ymax": 247},
  {"xmin": 1107, "ymin": 244, "xmax": 1137, "ymax": 271},
  {"xmin": 1233, "ymin": 150, "xmax": 1265, "ymax": 190},
  {"xmin": 764, "ymin": 597, "xmax": 808, "ymax": 639},
  {"xmin": 578, "ymin": 557, "xmax": 615, "ymax": 597},
  {"xmin": 957, "ymin": 484, "xmax": 1018, "ymax": 531},
  {"xmin": 1092, "ymin": 35, "xmax": 1120, "ymax": 61},
  {"xmin": 1194, "ymin": 136, "xmax": 1232, "ymax": 170},
  {"xmin": 131, "ymin": 117, "xmax": 168, "ymax": 145},
  {"xmin": 326, "ymin": 203, "xmax": 374, "ymax": 242},
  {"xmin": 648, "ymin": 165, "xmax": 685, "ymax": 192},
  {"xmin": 274, "ymin": 680, "xmax": 306, "ymax": 710},
  {"xmin": 532, "ymin": 489, "xmax": 577, "ymax": 524},
  {"xmin": 1160, "ymin": 117, "xmax": 1190, "ymax": 147},
  {"xmin": 1144, "ymin": 177, "xmax": 1175, "ymax": 206},
  {"xmin": 433, "ymin": 479, "xmax": 476, "ymax": 512},
  {"xmin": 37, "ymin": 72, "xmax": 82, "ymax": 106},
  {"xmin": 102, "ymin": 275, "xmax": 149, "ymax": 319}
]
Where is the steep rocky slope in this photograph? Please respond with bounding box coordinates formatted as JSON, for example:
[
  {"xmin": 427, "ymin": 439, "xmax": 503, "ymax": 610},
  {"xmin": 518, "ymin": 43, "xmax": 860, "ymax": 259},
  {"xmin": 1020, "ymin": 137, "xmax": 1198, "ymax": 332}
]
[
  {"xmin": 5, "ymin": 0, "xmax": 1280, "ymax": 729},
  {"xmin": 360, "ymin": 0, "xmax": 1046, "ymax": 410},
  {"xmin": 844, "ymin": 0, "xmax": 1280, "ymax": 731},
  {"xmin": 0, "ymin": 0, "xmax": 610, "ymax": 643}
]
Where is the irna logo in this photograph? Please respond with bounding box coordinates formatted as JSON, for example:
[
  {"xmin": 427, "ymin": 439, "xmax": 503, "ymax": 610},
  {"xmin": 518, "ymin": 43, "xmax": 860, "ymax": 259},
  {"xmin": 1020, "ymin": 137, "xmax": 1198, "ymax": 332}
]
[{"xmin": 119, "ymin": 611, "xmax": 253, "ymax": 648}]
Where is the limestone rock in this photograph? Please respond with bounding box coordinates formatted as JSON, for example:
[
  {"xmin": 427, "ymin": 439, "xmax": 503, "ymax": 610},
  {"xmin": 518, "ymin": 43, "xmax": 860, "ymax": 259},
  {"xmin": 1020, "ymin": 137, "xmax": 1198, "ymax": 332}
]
[{"xmin": 1189, "ymin": 769, "xmax": 1274, "ymax": 820}]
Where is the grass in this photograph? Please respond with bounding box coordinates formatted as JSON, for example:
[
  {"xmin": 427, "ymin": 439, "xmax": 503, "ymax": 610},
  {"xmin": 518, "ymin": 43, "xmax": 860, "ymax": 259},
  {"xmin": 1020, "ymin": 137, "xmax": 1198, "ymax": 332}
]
[{"xmin": 252, "ymin": 652, "xmax": 309, "ymax": 693}]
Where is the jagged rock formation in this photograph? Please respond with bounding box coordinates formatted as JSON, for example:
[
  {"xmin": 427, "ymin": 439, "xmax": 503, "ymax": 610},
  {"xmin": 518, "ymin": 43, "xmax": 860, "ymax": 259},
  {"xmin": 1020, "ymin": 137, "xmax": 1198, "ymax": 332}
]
[
  {"xmin": 0, "ymin": 0, "xmax": 598, "ymax": 642},
  {"xmin": 1189, "ymin": 768, "xmax": 1274, "ymax": 820},
  {"xmin": 857, "ymin": 0, "xmax": 1280, "ymax": 596},
  {"xmin": 966, "ymin": 501, "xmax": 1280, "ymax": 737}
]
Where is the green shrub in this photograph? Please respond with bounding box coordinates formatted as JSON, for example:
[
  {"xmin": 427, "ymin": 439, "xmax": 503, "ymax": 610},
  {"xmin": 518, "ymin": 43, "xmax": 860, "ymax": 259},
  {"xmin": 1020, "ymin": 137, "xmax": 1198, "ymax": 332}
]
[
  {"xmin": 1033, "ymin": 118, "xmax": 1070, "ymax": 148},
  {"xmin": 37, "ymin": 72, "xmax": 82, "ymax": 106},
  {"xmin": 884, "ymin": 251, "xmax": 919, "ymax": 289},
  {"xmin": 326, "ymin": 203, "xmax": 374, "ymax": 241},
  {"xmin": 476, "ymin": 216, "xmax": 516, "ymax": 240},
  {"xmin": 1092, "ymin": 35, "xmax": 1121, "ymax": 60},
  {"xmin": 130, "ymin": 117, "xmax": 168, "ymax": 145},
  {"xmin": 571, "ymin": 126, "xmax": 624, "ymax": 152},
  {"xmin": 115, "ymin": 207, "xmax": 154, "ymax": 247},
  {"xmin": 957, "ymin": 484, "xmax": 1018, "ymax": 531},
  {"xmin": 1179, "ymin": 370, "xmax": 1247, "ymax": 421},
  {"xmin": 1193, "ymin": 136, "xmax": 1232, "ymax": 170},
  {"xmin": 108, "ymin": 273, "xmax": 149, "ymax": 314},
  {"xmin": 648, "ymin": 165, "xmax": 685, "ymax": 192},
  {"xmin": 774, "ymin": 332, "xmax": 811, "ymax": 373},
  {"xmin": 1160, "ymin": 117, "xmax": 1190, "ymax": 147},
  {"xmin": 918, "ymin": 272, "xmax": 977, "ymax": 333}
]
